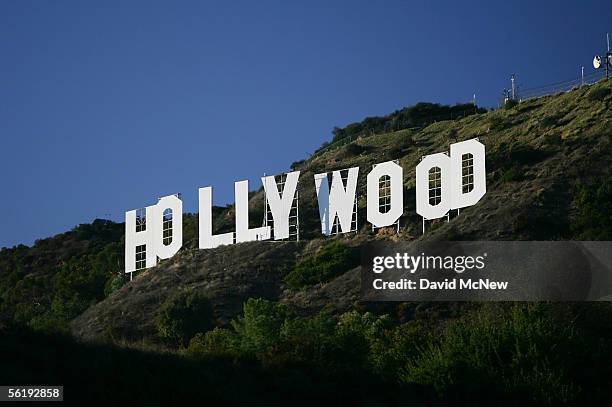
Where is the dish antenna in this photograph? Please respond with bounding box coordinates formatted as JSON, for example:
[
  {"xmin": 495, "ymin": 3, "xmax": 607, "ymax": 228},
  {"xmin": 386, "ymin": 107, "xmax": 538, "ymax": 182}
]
[
  {"xmin": 593, "ymin": 55, "xmax": 602, "ymax": 69},
  {"xmin": 592, "ymin": 33, "xmax": 612, "ymax": 79}
]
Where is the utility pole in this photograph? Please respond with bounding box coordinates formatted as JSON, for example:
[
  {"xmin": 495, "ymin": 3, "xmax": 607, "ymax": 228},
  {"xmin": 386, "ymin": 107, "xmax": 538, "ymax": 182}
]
[
  {"xmin": 581, "ymin": 66, "xmax": 584, "ymax": 86},
  {"xmin": 510, "ymin": 74, "xmax": 516, "ymax": 100}
]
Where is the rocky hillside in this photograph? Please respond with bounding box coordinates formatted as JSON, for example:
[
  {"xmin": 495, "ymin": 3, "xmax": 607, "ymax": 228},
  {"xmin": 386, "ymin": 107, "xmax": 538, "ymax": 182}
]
[{"xmin": 70, "ymin": 80, "xmax": 612, "ymax": 342}]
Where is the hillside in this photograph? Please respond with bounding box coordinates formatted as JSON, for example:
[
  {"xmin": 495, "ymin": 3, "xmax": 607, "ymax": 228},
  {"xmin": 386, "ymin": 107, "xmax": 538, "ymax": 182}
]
[
  {"xmin": 69, "ymin": 80, "xmax": 612, "ymax": 341},
  {"xmin": 1, "ymin": 80, "xmax": 612, "ymax": 405}
]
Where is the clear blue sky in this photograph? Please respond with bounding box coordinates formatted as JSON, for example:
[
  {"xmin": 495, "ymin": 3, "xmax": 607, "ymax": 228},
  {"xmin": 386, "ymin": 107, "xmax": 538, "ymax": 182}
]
[{"xmin": 1, "ymin": 0, "xmax": 610, "ymax": 248}]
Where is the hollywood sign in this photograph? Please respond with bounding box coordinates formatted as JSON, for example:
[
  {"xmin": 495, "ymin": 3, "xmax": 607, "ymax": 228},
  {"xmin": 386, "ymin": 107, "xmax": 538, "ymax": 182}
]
[{"xmin": 125, "ymin": 138, "xmax": 485, "ymax": 275}]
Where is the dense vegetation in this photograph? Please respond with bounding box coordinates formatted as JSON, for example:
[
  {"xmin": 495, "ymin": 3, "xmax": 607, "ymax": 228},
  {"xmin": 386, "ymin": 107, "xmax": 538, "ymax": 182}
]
[
  {"xmin": 307, "ymin": 102, "xmax": 486, "ymax": 158},
  {"xmin": 0, "ymin": 214, "xmax": 207, "ymax": 333},
  {"xmin": 1, "ymin": 300, "xmax": 610, "ymax": 405},
  {"xmin": 0, "ymin": 322, "xmax": 410, "ymax": 406},
  {"xmin": 572, "ymin": 173, "xmax": 612, "ymax": 239},
  {"xmin": 329, "ymin": 102, "xmax": 486, "ymax": 143},
  {"xmin": 182, "ymin": 300, "xmax": 610, "ymax": 405},
  {"xmin": 156, "ymin": 290, "xmax": 215, "ymax": 346},
  {"xmin": 0, "ymin": 220, "xmax": 124, "ymax": 332},
  {"xmin": 284, "ymin": 241, "xmax": 359, "ymax": 289}
]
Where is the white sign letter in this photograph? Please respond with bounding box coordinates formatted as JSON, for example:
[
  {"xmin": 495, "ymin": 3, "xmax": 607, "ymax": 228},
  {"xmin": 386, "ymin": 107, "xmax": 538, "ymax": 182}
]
[
  {"xmin": 262, "ymin": 171, "xmax": 300, "ymax": 240},
  {"xmin": 235, "ymin": 180, "xmax": 271, "ymax": 243},
  {"xmin": 450, "ymin": 139, "xmax": 486, "ymax": 209},
  {"xmin": 367, "ymin": 161, "xmax": 403, "ymax": 227},
  {"xmin": 199, "ymin": 187, "xmax": 234, "ymax": 249},
  {"xmin": 125, "ymin": 194, "xmax": 183, "ymax": 274},
  {"xmin": 314, "ymin": 167, "xmax": 359, "ymax": 235},
  {"xmin": 416, "ymin": 153, "xmax": 451, "ymax": 220}
]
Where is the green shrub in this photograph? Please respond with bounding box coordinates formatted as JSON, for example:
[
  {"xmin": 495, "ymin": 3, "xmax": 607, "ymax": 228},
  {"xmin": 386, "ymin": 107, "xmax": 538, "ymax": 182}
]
[
  {"xmin": 387, "ymin": 146, "xmax": 404, "ymax": 159},
  {"xmin": 284, "ymin": 241, "xmax": 359, "ymax": 289},
  {"xmin": 387, "ymin": 135, "xmax": 414, "ymax": 158},
  {"xmin": 504, "ymin": 99, "xmax": 518, "ymax": 109},
  {"xmin": 279, "ymin": 308, "xmax": 336, "ymax": 341},
  {"xmin": 543, "ymin": 133, "xmax": 563, "ymax": 146},
  {"xmin": 490, "ymin": 142, "xmax": 550, "ymax": 176},
  {"xmin": 572, "ymin": 174, "xmax": 612, "ymax": 239},
  {"xmin": 487, "ymin": 114, "xmax": 510, "ymax": 131},
  {"xmin": 156, "ymin": 291, "xmax": 214, "ymax": 346},
  {"xmin": 28, "ymin": 313, "xmax": 71, "ymax": 334},
  {"xmin": 186, "ymin": 328, "xmax": 239, "ymax": 359},
  {"xmin": 402, "ymin": 304, "xmax": 577, "ymax": 404},
  {"xmin": 501, "ymin": 166, "xmax": 523, "ymax": 182},
  {"xmin": 368, "ymin": 320, "xmax": 432, "ymax": 379},
  {"xmin": 332, "ymin": 311, "xmax": 390, "ymax": 368},
  {"xmin": 104, "ymin": 272, "xmax": 126, "ymax": 296},
  {"xmin": 231, "ymin": 298, "xmax": 289, "ymax": 354},
  {"xmin": 587, "ymin": 86, "xmax": 610, "ymax": 102},
  {"xmin": 337, "ymin": 143, "xmax": 366, "ymax": 159},
  {"xmin": 508, "ymin": 143, "xmax": 549, "ymax": 164},
  {"xmin": 540, "ymin": 113, "xmax": 562, "ymax": 128},
  {"xmin": 289, "ymin": 159, "xmax": 306, "ymax": 171}
]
